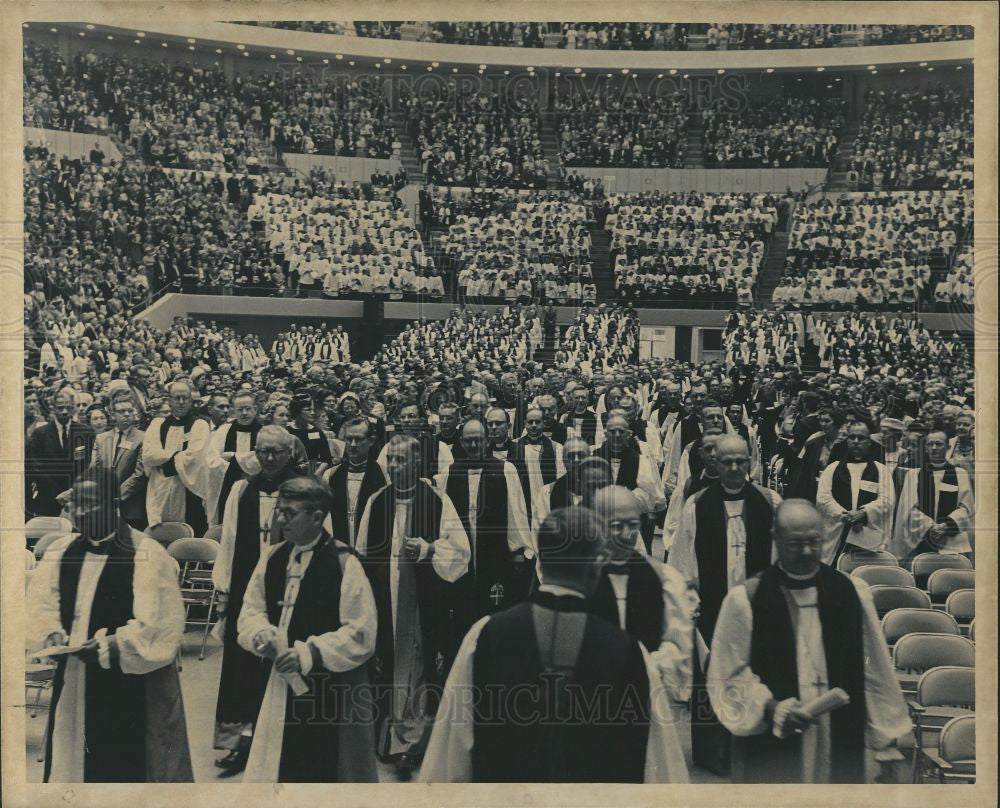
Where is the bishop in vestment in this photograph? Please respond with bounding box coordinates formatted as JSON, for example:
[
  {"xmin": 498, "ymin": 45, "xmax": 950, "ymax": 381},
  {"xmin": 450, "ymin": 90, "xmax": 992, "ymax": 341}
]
[
  {"xmin": 420, "ymin": 506, "xmax": 689, "ymax": 783},
  {"xmin": 324, "ymin": 416, "xmax": 388, "ymax": 548},
  {"xmin": 816, "ymin": 422, "xmax": 895, "ymax": 565},
  {"xmin": 355, "ymin": 434, "xmax": 471, "ymax": 779},
  {"xmin": 238, "ymin": 477, "xmax": 378, "ymax": 782},
  {"xmin": 27, "ymin": 469, "xmax": 193, "ymax": 782},
  {"xmin": 203, "ymin": 390, "xmax": 262, "ymax": 526},
  {"xmin": 212, "ymin": 426, "xmax": 302, "ymax": 774},
  {"xmin": 444, "ymin": 418, "xmax": 533, "ymax": 621},
  {"xmin": 708, "ymin": 500, "xmax": 911, "ymax": 783},
  {"xmin": 142, "ymin": 379, "xmax": 210, "ymax": 533},
  {"xmin": 506, "ymin": 407, "xmax": 565, "ymax": 529},
  {"xmin": 669, "ymin": 435, "xmax": 781, "ymax": 776},
  {"xmin": 891, "ymin": 430, "xmax": 975, "ymax": 561}
]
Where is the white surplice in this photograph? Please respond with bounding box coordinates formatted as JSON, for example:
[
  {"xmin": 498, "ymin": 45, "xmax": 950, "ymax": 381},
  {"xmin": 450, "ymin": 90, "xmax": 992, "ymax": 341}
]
[
  {"xmin": 237, "ymin": 539, "xmax": 377, "ymax": 782},
  {"xmin": 26, "ymin": 532, "xmax": 185, "ymax": 782},
  {"xmin": 816, "ymin": 461, "xmax": 895, "ymax": 563},
  {"xmin": 707, "ymin": 574, "xmax": 912, "ymax": 783},
  {"xmin": 142, "ymin": 416, "xmax": 211, "ymax": 528},
  {"xmin": 891, "ymin": 465, "xmax": 975, "ymax": 556}
]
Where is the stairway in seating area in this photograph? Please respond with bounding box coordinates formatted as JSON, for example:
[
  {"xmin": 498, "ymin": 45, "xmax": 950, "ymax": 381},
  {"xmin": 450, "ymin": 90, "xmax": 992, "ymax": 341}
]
[
  {"xmin": 588, "ymin": 225, "xmax": 617, "ymax": 303},
  {"xmin": 539, "ymin": 112, "xmax": 564, "ymax": 189},
  {"xmin": 824, "ymin": 123, "xmax": 860, "ymax": 192},
  {"xmin": 754, "ymin": 231, "xmax": 791, "ymax": 304},
  {"xmin": 389, "ymin": 112, "xmax": 425, "ymax": 184},
  {"xmin": 684, "ymin": 126, "xmax": 704, "ymax": 168}
]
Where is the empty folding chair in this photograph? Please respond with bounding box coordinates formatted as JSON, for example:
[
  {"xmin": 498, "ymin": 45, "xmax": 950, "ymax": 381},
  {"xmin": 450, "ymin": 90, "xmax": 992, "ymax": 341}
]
[
  {"xmin": 893, "ymin": 632, "xmax": 974, "ymax": 695},
  {"xmin": 918, "ymin": 715, "xmax": 976, "ymax": 784},
  {"xmin": 869, "ymin": 584, "xmax": 931, "ymax": 618},
  {"xmin": 836, "ymin": 549, "xmax": 898, "ymax": 574},
  {"xmin": 882, "ymin": 608, "xmax": 959, "ymax": 649},
  {"xmin": 167, "ymin": 538, "xmax": 219, "ymax": 660},
  {"xmin": 147, "ymin": 521, "xmax": 194, "ymax": 547},
  {"xmin": 909, "ymin": 552, "xmax": 972, "ymax": 589},
  {"xmin": 928, "ymin": 569, "xmax": 975, "ymax": 605},
  {"xmin": 852, "ymin": 564, "xmax": 915, "ymax": 587},
  {"xmin": 945, "ymin": 589, "xmax": 975, "ymax": 633},
  {"xmin": 910, "ymin": 666, "xmax": 975, "ymax": 783},
  {"xmin": 24, "ymin": 516, "xmax": 72, "ymax": 550}
]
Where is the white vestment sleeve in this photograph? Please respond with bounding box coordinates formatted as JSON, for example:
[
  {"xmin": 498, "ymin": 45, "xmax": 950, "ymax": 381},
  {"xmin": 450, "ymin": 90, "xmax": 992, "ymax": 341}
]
[
  {"xmin": 502, "ymin": 462, "xmax": 533, "ymax": 553},
  {"xmin": 141, "ymin": 418, "xmax": 176, "ymax": 468},
  {"xmin": 850, "ymin": 578, "xmax": 912, "ymax": 749},
  {"xmin": 25, "ymin": 536, "xmax": 77, "ymax": 652},
  {"xmin": 667, "ymin": 497, "xmax": 699, "ymax": 587},
  {"xmin": 858, "ymin": 462, "xmax": 894, "ymax": 549},
  {"xmin": 175, "ymin": 418, "xmax": 211, "ymax": 497},
  {"xmin": 641, "ymin": 644, "xmax": 691, "ymax": 783},
  {"xmin": 430, "ymin": 493, "xmax": 472, "ymax": 582},
  {"xmin": 420, "ymin": 617, "xmax": 490, "ymax": 783},
  {"xmin": 648, "ymin": 562, "xmax": 697, "ymax": 703},
  {"xmin": 213, "ymin": 479, "xmax": 247, "ymax": 592},
  {"xmin": 706, "ymin": 584, "xmax": 774, "ymax": 736},
  {"xmin": 113, "ymin": 535, "xmax": 185, "ymax": 674},
  {"xmin": 305, "ymin": 554, "xmax": 377, "ymax": 672},
  {"xmin": 636, "ymin": 453, "xmax": 666, "ymax": 513},
  {"xmin": 891, "ymin": 470, "xmax": 933, "ymax": 557}
]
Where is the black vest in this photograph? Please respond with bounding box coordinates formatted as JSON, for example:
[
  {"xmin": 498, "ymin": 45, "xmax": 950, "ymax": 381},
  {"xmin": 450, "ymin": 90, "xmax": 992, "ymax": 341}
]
[
  {"xmin": 216, "ymin": 421, "xmax": 262, "ymax": 521},
  {"xmin": 471, "ymin": 591, "xmax": 649, "ymax": 783},
  {"xmin": 590, "ymin": 551, "xmax": 665, "ymax": 652},
  {"xmin": 509, "ymin": 436, "xmax": 559, "ymax": 523},
  {"xmin": 830, "ymin": 460, "xmax": 881, "ymax": 511},
  {"xmin": 916, "ymin": 464, "xmax": 960, "ymax": 522},
  {"xmin": 327, "ymin": 458, "xmax": 386, "ymax": 548}
]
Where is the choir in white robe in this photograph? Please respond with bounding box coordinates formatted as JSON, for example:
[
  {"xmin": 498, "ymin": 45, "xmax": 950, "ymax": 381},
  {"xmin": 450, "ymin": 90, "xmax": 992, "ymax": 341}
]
[
  {"xmin": 238, "ymin": 540, "xmax": 378, "ymax": 782},
  {"xmin": 142, "ymin": 416, "xmax": 211, "ymax": 528},
  {"xmin": 707, "ymin": 575, "xmax": 911, "ymax": 783},
  {"xmin": 419, "ymin": 590, "xmax": 690, "ymax": 784}
]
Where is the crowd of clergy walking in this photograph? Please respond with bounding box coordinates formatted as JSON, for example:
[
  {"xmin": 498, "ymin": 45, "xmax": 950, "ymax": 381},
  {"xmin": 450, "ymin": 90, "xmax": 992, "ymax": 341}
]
[{"xmin": 27, "ymin": 367, "xmax": 975, "ymax": 784}]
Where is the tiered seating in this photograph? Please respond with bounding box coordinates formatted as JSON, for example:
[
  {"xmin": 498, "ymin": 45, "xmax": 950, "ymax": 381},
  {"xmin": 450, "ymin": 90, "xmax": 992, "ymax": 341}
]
[
  {"xmin": 703, "ymin": 96, "xmax": 846, "ymax": 168},
  {"xmin": 847, "ymin": 86, "xmax": 972, "ymax": 191},
  {"xmin": 403, "ymin": 85, "xmax": 548, "ymax": 189},
  {"xmin": 251, "ymin": 190, "xmax": 438, "ymax": 297},
  {"xmin": 934, "ymin": 244, "xmax": 974, "ymax": 308},
  {"xmin": 439, "ymin": 192, "xmax": 593, "ymax": 303},
  {"xmin": 606, "ymin": 191, "xmax": 778, "ymax": 303},
  {"xmin": 723, "ymin": 308, "xmax": 802, "ymax": 368},
  {"xmin": 22, "ymin": 44, "xmax": 398, "ymax": 168},
  {"xmin": 557, "ymin": 305, "xmax": 639, "ymax": 373},
  {"xmin": 554, "ymin": 81, "xmax": 687, "ymax": 168},
  {"xmin": 775, "ymin": 191, "xmax": 972, "ymax": 309}
]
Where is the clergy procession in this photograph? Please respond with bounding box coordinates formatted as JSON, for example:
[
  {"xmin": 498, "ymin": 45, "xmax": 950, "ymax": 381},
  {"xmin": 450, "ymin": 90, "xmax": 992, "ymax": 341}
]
[{"xmin": 24, "ymin": 298, "xmax": 979, "ymax": 786}]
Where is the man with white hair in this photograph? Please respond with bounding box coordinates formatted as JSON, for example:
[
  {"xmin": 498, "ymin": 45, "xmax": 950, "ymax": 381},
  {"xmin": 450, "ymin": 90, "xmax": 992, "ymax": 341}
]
[
  {"xmin": 212, "ymin": 425, "xmax": 303, "ymax": 776},
  {"xmin": 142, "ymin": 379, "xmax": 211, "ymax": 533}
]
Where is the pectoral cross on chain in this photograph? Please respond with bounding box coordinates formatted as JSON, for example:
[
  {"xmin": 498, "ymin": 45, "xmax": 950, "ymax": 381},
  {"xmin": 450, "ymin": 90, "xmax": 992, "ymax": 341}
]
[{"xmin": 490, "ymin": 583, "xmax": 505, "ymax": 605}]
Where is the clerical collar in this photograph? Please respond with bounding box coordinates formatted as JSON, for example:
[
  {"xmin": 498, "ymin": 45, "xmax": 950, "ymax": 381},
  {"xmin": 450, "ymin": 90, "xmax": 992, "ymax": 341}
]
[
  {"xmin": 777, "ymin": 562, "xmax": 819, "ymax": 590},
  {"xmin": 523, "ymin": 435, "xmax": 544, "ymax": 445},
  {"xmin": 291, "ymin": 534, "xmax": 323, "ymax": 558},
  {"xmin": 87, "ymin": 531, "xmax": 117, "ymax": 555},
  {"xmin": 233, "ymin": 421, "xmax": 257, "ymax": 432},
  {"xmin": 720, "ymin": 485, "xmax": 745, "ymax": 500},
  {"xmin": 394, "ymin": 484, "xmax": 417, "ymax": 500}
]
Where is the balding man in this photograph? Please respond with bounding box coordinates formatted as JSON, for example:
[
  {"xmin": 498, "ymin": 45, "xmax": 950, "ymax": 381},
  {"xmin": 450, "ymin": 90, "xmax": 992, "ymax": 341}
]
[
  {"xmin": 213, "ymin": 425, "xmax": 303, "ymax": 775},
  {"xmin": 816, "ymin": 422, "xmax": 895, "ymax": 565},
  {"xmin": 443, "ymin": 420, "xmax": 532, "ymax": 619},
  {"xmin": 669, "ymin": 435, "xmax": 782, "ymax": 776},
  {"xmin": 355, "ymin": 434, "xmax": 471, "ymax": 780},
  {"xmin": 591, "ymin": 487, "xmax": 696, "ymax": 703},
  {"xmin": 595, "ymin": 413, "xmax": 665, "ymax": 553},
  {"xmin": 708, "ymin": 500, "xmax": 910, "ymax": 783},
  {"xmin": 142, "ymin": 379, "xmax": 211, "ymax": 532}
]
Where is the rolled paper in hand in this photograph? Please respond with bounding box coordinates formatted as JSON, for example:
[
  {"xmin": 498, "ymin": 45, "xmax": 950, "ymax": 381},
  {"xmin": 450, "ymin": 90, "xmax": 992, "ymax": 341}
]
[
  {"xmin": 274, "ymin": 635, "xmax": 309, "ymax": 696},
  {"xmin": 802, "ymin": 687, "xmax": 850, "ymax": 718}
]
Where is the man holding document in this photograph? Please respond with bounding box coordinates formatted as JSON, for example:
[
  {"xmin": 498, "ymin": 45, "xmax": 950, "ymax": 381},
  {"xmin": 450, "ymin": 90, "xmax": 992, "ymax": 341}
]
[
  {"xmin": 707, "ymin": 500, "xmax": 911, "ymax": 783},
  {"xmin": 26, "ymin": 468, "xmax": 193, "ymax": 782},
  {"xmin": 237, "ymin": 476, "xmax": 379, "ymax": 782}
]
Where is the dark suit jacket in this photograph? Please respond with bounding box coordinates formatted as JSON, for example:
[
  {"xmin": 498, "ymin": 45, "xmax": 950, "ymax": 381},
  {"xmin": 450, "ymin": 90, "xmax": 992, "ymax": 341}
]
[
  {"xmin": 26, "ymin": 421, "xmax": 97, "ymax": 517},
  {"xmin": 91, "ymin": 427, "xmax": 148, "ymax": 525}
]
